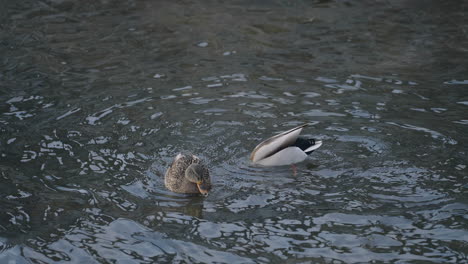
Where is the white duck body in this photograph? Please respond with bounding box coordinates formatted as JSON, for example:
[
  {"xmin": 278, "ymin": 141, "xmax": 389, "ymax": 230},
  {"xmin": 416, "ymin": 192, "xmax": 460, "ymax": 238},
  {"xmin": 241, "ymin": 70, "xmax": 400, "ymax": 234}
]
[
  {"xmin": 254, "ymin": 147, "xmax": 308, "ymax": 166},
  {"xmin": 250, "ymin": 124, "xmax": 322, "ymax": 166}
]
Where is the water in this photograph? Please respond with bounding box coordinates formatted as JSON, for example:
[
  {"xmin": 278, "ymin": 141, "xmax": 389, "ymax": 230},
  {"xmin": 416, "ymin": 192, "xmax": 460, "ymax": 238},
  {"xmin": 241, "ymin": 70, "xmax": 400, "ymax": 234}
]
[{"xmin": 1, "ymin": 0, "xmax": 467, "ymax": 263}]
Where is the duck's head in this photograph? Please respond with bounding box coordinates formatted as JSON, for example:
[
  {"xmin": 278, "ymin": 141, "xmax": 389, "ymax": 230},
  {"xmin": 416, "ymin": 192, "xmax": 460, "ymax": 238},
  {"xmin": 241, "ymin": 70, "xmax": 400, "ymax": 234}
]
[{"xmin": 185, "ymin": 163, "xmax": 211, "ymax": 196}]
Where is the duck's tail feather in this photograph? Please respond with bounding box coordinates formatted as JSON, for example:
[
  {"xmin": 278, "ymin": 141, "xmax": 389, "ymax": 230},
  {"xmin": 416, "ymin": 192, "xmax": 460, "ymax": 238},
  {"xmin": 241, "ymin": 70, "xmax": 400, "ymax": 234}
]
[{"xmin": 304, "ymin": 140, "xmax": 322, "ymax": 154}]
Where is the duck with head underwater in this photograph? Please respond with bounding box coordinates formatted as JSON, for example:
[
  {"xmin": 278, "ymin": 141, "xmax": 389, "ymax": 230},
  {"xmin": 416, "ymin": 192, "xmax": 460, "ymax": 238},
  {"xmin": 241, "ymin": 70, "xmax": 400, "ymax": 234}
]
[
  {"xmin": 165, "ymin": 153, "xmax": 211, "ymax": 196},
  {"xmin": 250, "ymin": 124, "xmax": 322, "ymax": 174}
]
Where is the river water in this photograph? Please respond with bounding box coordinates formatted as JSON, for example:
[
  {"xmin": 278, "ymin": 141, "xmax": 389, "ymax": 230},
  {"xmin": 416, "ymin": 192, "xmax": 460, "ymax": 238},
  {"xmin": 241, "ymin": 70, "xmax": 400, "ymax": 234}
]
[{"xmin": 1, "ymin": 0, "xmax": 467, "ymax": 263}]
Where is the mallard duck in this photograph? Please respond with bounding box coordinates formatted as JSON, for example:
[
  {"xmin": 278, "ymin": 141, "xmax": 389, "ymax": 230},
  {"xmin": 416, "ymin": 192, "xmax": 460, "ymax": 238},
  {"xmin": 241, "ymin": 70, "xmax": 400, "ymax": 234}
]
[
  {"xmin": 250, "ymin": 124, "xmax": 322, "ymax": 170},
  {"xmin": 165, "ymin": 153, "xmax": 211, "ymax": 196}
]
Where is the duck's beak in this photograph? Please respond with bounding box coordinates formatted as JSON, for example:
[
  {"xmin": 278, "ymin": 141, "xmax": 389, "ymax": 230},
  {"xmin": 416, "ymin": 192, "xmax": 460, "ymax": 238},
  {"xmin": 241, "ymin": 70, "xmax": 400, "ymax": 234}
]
[{"xmin": 197, "ymin": 182, "xmax": 210, "ymax": 196}]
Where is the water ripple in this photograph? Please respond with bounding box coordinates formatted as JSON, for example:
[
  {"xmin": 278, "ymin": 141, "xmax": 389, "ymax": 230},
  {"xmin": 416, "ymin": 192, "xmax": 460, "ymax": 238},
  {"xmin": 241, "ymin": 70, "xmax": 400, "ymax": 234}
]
[
  {"xmin": 386, "ymin": 122, "xmax": 458, "ymax": 145},
  {"xmin": 1, "ymin": 0, "xmax": 467, "ymax": 263}
]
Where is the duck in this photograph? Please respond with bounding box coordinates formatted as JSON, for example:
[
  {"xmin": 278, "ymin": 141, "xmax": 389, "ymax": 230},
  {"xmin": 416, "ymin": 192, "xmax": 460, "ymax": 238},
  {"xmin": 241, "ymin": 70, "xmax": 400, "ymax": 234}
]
[
  {"xmin": 165, "ymin": 153, "xmax": 211, "ymax": 196},
  {"xmin": 250, "ymin": 124, "xmax": 322, "ymax": 172}
]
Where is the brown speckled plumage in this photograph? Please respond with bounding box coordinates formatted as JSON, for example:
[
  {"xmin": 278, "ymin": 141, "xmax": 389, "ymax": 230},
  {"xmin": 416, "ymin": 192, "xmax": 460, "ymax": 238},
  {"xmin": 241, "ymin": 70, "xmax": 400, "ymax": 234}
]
[{"xmin": 164, "ymin": 154, "xmax": 211, "ymax": 194}]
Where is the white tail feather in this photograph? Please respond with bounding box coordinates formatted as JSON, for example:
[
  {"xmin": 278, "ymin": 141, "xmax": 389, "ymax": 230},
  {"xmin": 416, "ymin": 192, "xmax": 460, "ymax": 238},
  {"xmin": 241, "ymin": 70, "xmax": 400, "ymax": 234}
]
[{"xmin": 304, "ymin": 140, "xmax": 322, "ymax": 152}]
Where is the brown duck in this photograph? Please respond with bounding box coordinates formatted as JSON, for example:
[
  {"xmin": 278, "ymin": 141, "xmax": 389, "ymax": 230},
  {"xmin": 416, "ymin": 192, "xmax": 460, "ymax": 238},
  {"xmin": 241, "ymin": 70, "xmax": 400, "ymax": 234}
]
[{"xmin": 164, "ymin": 153, "xmax": 211, "ymax": 196}]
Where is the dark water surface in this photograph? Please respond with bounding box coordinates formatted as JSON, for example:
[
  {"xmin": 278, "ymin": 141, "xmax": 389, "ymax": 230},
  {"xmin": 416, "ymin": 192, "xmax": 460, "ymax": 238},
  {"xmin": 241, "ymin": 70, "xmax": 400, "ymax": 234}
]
[{"xmin": 1, "ymin": 0, "xmax": 468, "ymax": 263}]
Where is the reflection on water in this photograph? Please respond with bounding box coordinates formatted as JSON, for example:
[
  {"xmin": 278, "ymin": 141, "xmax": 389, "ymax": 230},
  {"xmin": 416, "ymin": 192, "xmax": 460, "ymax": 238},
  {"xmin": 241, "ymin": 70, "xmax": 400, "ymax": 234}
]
[{"xmin": 1, "ymin": 0, "xmax": 468, "ymax": 263}]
